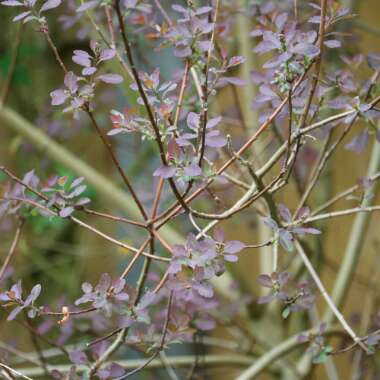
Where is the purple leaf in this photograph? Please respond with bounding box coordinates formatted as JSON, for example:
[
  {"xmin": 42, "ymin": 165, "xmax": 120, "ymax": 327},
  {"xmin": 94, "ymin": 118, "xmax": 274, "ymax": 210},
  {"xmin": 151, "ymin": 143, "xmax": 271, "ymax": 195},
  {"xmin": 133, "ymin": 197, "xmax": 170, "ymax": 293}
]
[
  {"xmin": 278, "ymin": 229, "xmax": 294, "ymax": 252},
  {"xmin": 328, "ymin": 96, "xmax": 351, "ymax": 110},
  {"xmin": 153, "ymin": 166, "xmax": 177, "ymax": 179},
  {"xmin": 259, "ymin": 84, "xmax": 278, "ymax": 99},
  {"xmin": 70, "ymin": 97, "xmax": 85, "ymax": 109},
  {"xmin": 123, "ymin": 0, "xmax": 139, "ymax": 10},
  {"xmin": 291, "ymin": 43, "xmax": 319, "ymax": 58},
  {"xmin": 184, "ymin": 164, "xmax": 202, "ymax": 177},
  {"xmin": 254, "ymin": 42, "xmax": 277, "ymax": 57},
  {"xmin": 50, "ymin": 89, "xmax": 69, "ymax": 106},
  {"xmin": 206, "ymin": 116, "xmax": 222, "ymax": 129},
  {"xmin": 72, "ymin": 50, "xmax": 91, "ymax": 67},
  {"xmin": 138, "ymin": 291, "xmax": 159, "ymax": 310},
  {"xmin": 263, "ymin": 217, "xmax": 278, "ymax": 230},
  {"xmin": 69, "ymin": 350, "xmax": 88, "ymax": 365},
  {"xmin": 275, "ymin": 12, "xmax": 288, "ymax": 31},
  {"xmin": 194, "ymin": 282, "xmax": 214, "ymax": 298},
  {"xmin": 70, "ymin": 177, "xmax": 85, "ymax": 189},
  {"xmin": 174, "ymin": 44, "xmax": 192, "ymax": 58},
  {"xmin": 278, "ymin": 271, "xmax": 290, "ymax": 285},
  {"xmin": 195, "ymin": 317, "xmax": 216, "ymax": 331},
  {"xmin": 82, "ymin": 282, "xmax": 92, "ymax": 293},
  {"xmin": 51, "ymin": 370, "xmax": 63, "ymax": 379},
  {"xmin": 224, "ymin": 254, "xmax": 238, "ymax": 262},
  {"xmin": 13, "ymin": 11, "xmax": 31, "ymax": 22},
  {"xmin": 171, "ymin": 4, "xmax": 187, "ymax": 13},
  {"xmin": 0, "ymin": 293, "xmax": 10, "ymax": 302},
  {"xmin": 7, "ymin": 305, "xmax": 24, "ymax": 321},
  {"xmin": 97, "ymin": 74, "xmax": 123, "ymax": 84},
  {"xmin": 296, "ymin": 206, "xmax": 310, "ymax": 219},
  {"xmin": 64, "ymin": 72, "xmax": 78, "ymax": 93},
  {"xmin": 40, "ymin": 0, "xmax": 61, "ymax": 12},
  {"xmin": 195, "ymin": 6, "xmax": 212, "ymax": 15},
  {"xmin": 257, "ymin": 274, "xmax": 272, "ymax": 287},
  {"xmin": 1, "ymin": 1, "xmax": 23, "ymax": 6},
  {"xmin": 213, "ymin": 227, "xmax": 224, "ymax": 242},
  {"xmin": 175, "ymin": 133, "xmax": 195, "ymax": 147},
  {"xmin": 228, "ymin": 56, "xmax": 245, "ymax": 68},
  {"xmin": 224, "ymin": 240, "xmax": 245, "ymax": 254},
  {"xmin": 368, "ymin": 54, "xmax": 380, "ymax": 71},
  {"xmin": 345, "ymin": 130, "xmax": 369, "ymax": 154},
  {"xmin": 112, "ymin": 277, "xmax": 126, "ymax": 294},
  {"xmin": 366, "ymin": 333, "xmax": 380, "ymax": 346},
  {"xmin": 107, "ymin": 128, "xmax": 125, "ymax": 136},
  {"xmin": 176, "ymin": 134, "xmax": 196, "ymax": 146},
  {"xmin": 114, "ymin": 292, "xmax": 129, "ymax": 301},
  {"xmin": 10, "ymin": 281, "xmax": 22, "ymax": 300},
  {"xmin": 205, "ymin": 133, "xmax": 227, "ymax": 148},
  {"xmin": 24, "ymin": 284, "xmax": 41, "ymax": 307},
  {"xmin": 277, "ymin": 204, "xmax": 292, "ymax": 222},
  {"xmin": 96, "ymin": 369, "xmax": 111, "ymax": 380},
  {"xmin": 250, "ymin": 29, "xmax": 264, "ymax": 37},
  {"xmin": 59, "ymin": 206, "xmax": 74, "ymax": 218},
  {"xmin": 82, "ymin": 67, "xmax": 97, "ymax": 76},
  {"xmin": 76, "ymin": 0, "xmax": 98, "ymax": 12},
  {"xmin": 97, "ymin": 273, "xmax": 111, "ymax": 293},
  {"xmin": 261, "ymin": 31, "xmax": 281, "ymax": 50},
  {"xmin": 108, "ymin": 363, "xmax": 125, "ymax": 377},
  {"xmin": 223, "ymin": 77, "xmax": 246, "ymax": 86},
  {"xmin": 308, "ymin": 15, "xmax": 322, "ymax": 24},
  {"xmin": 29, "ymin": 284, "xmax": 42, "ymax": 302},
  {"xmin": 167, "ymin": 138, "xmax": 181, "ymax": 158},
  {"xmin": 68, "ymin": 185, "xmax": 86, "ymax": 198},
  {"xmin": 99, "ymin": 49, "xmax": 116, "ymax": 62},
  {"xmin": 187, "ymin": 112, "xmax": 200, "ymax": 130},
  {"xmin": 198, "ymin": 40, "xmax": 213, "ymax": 52},
  {"xmin": 324, "ymin": 40, "xmax": 341, "ymax": 48},
  {"xmin": 23, "ymin": 169, "xmax": 38, "ymax": 186},
  {"xmin": 292, "ymin": 227, "xmax": 321, "ymax": 235},
  {"xmin": 263, "ymin": 52, "xmax": 292, "ymax": 69}
]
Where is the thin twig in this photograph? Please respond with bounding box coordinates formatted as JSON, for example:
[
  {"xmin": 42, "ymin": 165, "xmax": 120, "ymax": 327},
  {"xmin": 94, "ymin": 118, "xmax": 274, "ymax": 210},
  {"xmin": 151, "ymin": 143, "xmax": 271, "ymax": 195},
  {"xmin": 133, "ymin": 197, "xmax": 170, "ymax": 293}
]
[
  {"xmin": 298, "ymin": 205, "xmax": 380, "ymax": 224},
  {"xmin": 86, "ymin": 109, "xmax": 148, "ymax": 220},
  {"xmin": 0, "ymin": 218, "xmax": 24, "ymax": 281},
  {"xmin": 41, "ymin": 26, "xmax": 67, "ymax": 74},
  {"xmin": 294, "ymin": 240, "xmax": 368, "ymax": 352},
  {"xmin": 0, "ymin": 363, "xmax": 34, "ymax": 380}
]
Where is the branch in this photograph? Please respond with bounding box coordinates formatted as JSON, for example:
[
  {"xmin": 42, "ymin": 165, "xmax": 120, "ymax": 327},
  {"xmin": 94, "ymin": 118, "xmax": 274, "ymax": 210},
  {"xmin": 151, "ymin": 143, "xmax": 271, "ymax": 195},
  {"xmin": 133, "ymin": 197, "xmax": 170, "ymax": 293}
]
[
  {"xmin": 15, "ymin": 354, "xmax": 254, "ymax": 377},
  {"xmin": 0, "ymin": 218, "xmax": 24, "ymax": 281},
  {"xmin": 235, "ymin": 326, "xmax": 343, "ymax": 380},
  {"xmin": 0, "ymin": 106, "xmax": 183, "ymax": 245},
  {"xmin": 310, "ymin": 172, "xmax": 380, "ymax": 216},
  {"xmin": 299, "ymin": 205, "xmax": 380, "ymax": 223},
  {"xmin": 294, "ymin": 240, "xmax": 368, "ymax": 352},
  {"xmin": 0, "ymin": 363, "xmax": 33, "ymax": 380},
  {"xmin": 327, "ymin": 137, "xmax": 380, "ymax": 315},
  {"xmin": 86, "ymin": 109, "xmax": 148, "ymax": 220},
  {"xmin": 0, "ymin": 192, "xmax": 168, "ymax": 263}
]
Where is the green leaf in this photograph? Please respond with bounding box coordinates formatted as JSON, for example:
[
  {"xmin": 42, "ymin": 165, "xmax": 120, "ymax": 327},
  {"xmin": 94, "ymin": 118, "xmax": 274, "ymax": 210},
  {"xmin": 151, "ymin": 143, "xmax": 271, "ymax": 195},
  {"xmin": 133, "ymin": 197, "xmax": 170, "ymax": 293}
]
[
  {"xmin": 282, "ymin": 306, "xmax": 290, "ymax": 319},
  {"xmin": 312, "ymin": 351, "xmax": 327, "ymax": 364},
  {"xmin": 325, "ymin": 345, "xmax": 333, "ymax": 353},
  {"xmin": 313, "ymin": 346, "xmax": 332, "ymax": 364}
]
